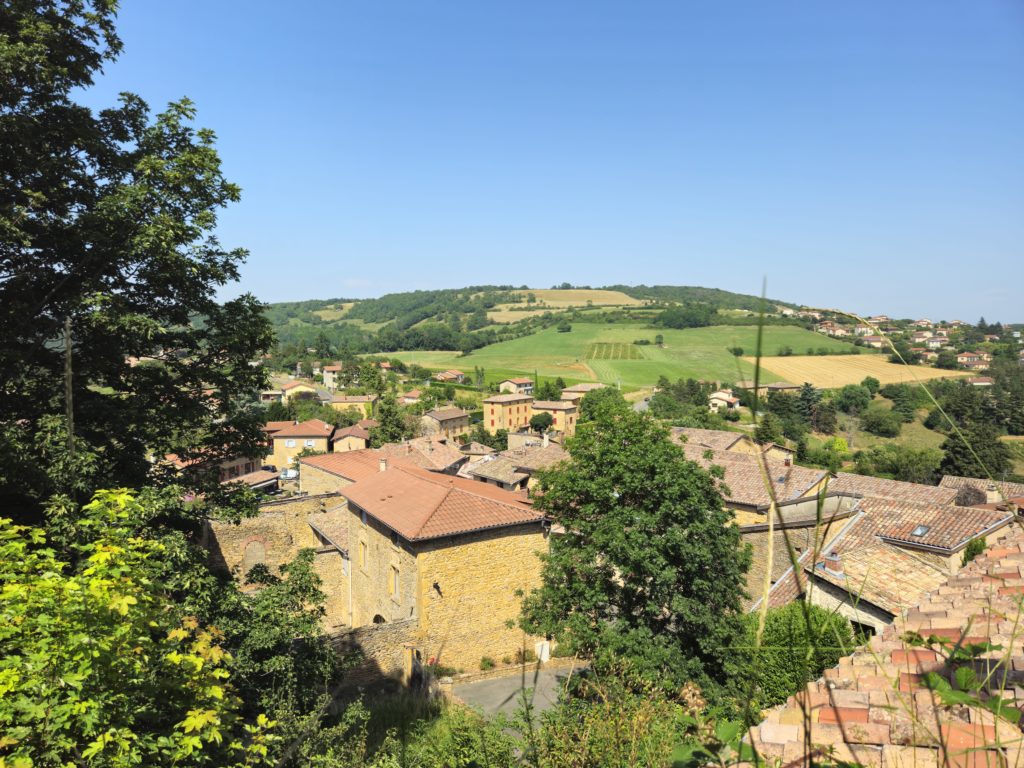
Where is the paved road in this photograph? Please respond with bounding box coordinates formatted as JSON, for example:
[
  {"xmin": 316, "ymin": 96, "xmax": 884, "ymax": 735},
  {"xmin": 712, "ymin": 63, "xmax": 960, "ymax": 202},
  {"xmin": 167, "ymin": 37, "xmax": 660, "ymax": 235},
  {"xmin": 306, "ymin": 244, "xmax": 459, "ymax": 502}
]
[{"xmin": 453, "ymin": 663, "xmax": 585, "ymax": 717}]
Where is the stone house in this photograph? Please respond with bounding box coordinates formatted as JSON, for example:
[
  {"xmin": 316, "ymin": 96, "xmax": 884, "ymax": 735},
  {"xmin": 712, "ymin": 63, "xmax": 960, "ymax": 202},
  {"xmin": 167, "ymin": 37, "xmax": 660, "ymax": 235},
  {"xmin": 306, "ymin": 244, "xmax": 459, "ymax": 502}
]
[
  {"xmin": 482, "ymin": 393, "xmax": 534, "ymax": 434},
  {"xmin": 267, "ymin": 418, "xmax": 335, "ymax": 470},
  {"xmin": 281, "ymin": 380, "xmax": 318, "ymax": 402},
  {"xmin": 498, "ymin": 377, "xmax": 534, "ymax": 395},
  {"xmin": 434, "ymin": 370, "xmax": 465, "ymax": 384},
  {"xmin": 707, "ymin": 389, "xmax": 740, "ymax": 412},
  {"xmin": 530, "ymin": 400, "xmax": 578, "ymax": 437},
  {"xmin": 342, "ymin": 462, "xmax": 548, "ymax": 667},
  {"xmin": 322, "ymin": 363, "xmax": 342, "ymax": 390},
  {"xmin": 559, "ymin": 382, "xmax": 605, "ymax": 404},
  {"xmin": 420, "ymin": 407, "xmax": 471, "ymax": 440}
]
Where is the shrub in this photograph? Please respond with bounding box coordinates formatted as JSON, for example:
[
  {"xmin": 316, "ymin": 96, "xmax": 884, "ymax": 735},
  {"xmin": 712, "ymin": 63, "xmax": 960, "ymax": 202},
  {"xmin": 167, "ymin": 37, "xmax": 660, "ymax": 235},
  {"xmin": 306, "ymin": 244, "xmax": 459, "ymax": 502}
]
[
  {"xmin": 479, "ymin": 656, "xmax": 496, "ymax": 670},
  {"xmin": 861, "ymin": 406, "xmax": 903, "ymax": 437},
  {"xmin": 743, "ymin": 603, "xmax": 854, "ymax": 708},
  {"xmin": 515, "ymin": 648, "xmax": 538, "ymax": 664},
  {"xmin": 962, "ymin": 537, "xmax": 987, "ymax": 567},
  {"xmin": 501, "ymin": 655, "xmax": 512, "ymax": 665}
]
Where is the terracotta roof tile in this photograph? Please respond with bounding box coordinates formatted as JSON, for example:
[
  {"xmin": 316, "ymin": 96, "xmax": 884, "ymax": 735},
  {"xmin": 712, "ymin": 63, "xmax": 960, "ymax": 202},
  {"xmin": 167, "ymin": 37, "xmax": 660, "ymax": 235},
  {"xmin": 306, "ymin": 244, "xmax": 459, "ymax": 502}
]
[
  {"xmin": 561, "ymin": 383, "xmax": 605, "ymax": 393},
  {"xmin": 831, "ymin": 473, "xmax": 959, "ymax": 506},
  {"xmin": 939, "ymin": 475, "xmax": 1024, "ymax": 503},
  {"xmin": 483, "ymin": 393, "xmax": 534, "ymax": 404},
  {"xmin": 671, "ymin": 427, "xmax": 748, "ymax": 452},
  {"xmin": 300, "ymin": 450, "xmax": 388, "ymax": 483},
  {"xmin": 749, "ymin": 527, "xmax": 1024, "ymax": 763},
  {"xmin": 271, "ymin": 419, "xmax": 335, "ymax": 439},
  {"xmin": 343, "ymin": 464, "xmax": 542, "ymax": 541},
  {"xmin": 532, "ymin": 400, "xmax": 577, "ymax": 411},
  {"xmin": 423, "ymin": 407, "xmax": 470, "ymax": 422},
  {"xmin": 680, "ymin": 445, "xmax": 826, "ymax": 508},
  {"xmin": 307, "ymin": 506, "xmax": 349, "ymax": 553}
]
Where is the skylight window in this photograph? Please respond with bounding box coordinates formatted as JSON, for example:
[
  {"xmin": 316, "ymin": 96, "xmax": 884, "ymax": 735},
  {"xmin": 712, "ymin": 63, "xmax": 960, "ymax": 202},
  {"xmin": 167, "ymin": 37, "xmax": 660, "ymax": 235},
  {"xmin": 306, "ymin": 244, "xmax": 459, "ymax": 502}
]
[{"xmin": 911, "ymin": 525, "xmax": 930, "ymax": 537}]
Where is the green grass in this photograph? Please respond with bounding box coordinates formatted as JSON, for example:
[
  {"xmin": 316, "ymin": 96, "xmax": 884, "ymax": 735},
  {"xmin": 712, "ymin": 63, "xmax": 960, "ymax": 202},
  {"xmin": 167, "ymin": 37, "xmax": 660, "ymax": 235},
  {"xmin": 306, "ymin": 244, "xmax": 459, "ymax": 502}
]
[
  {"xmin": 819, "ymin": 405, "xmax": 946, "ymax": 453},
  {"xmin": 386, "ymin": 323, "xmax": 860, "ymax": 390}
]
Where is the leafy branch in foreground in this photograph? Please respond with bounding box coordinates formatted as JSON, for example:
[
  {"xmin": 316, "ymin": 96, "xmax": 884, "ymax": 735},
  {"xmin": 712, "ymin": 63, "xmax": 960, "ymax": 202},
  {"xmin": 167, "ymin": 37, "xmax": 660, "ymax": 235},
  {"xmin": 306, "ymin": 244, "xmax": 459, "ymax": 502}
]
[{"xmin": 0, "ymin": 489, "xmax": 275, "ymax": 767}]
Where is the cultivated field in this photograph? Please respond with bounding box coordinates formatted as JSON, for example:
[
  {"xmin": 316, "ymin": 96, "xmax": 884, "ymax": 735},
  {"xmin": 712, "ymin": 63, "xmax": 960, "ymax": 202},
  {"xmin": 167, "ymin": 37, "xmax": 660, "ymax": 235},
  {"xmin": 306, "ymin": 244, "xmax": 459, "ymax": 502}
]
[
  {"xmin": 747, "ymin": 354, "xmax": 970, "ymax": 389},
  {"xmin": 387, "ymin": 323, "xmax": 861, "ymax": 389},
  {"xmin": 524, "ymin": 289, "xmax": 644, "ymax": 307},
  {"xmin": 313, "ymin": 302, "xmax": 354, "ymax": 321}
]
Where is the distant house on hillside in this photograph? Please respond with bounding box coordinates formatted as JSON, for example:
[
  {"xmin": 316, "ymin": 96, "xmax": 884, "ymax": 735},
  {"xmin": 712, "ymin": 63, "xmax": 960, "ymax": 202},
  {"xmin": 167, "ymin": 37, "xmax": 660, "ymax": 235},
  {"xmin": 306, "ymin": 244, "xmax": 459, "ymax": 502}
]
[
  {"xmin": 434, "ymin": 370, "xmax": 465, "ymax": 384},
  {"xmin": 559, "ymin": 382, "xmax": 605, "ymax": 404},
  {"xmin": 862, "ymin": 335, "xmax": 885, "ymax": 349},
  {"xmin": 708, "ymin": 389, "xmax": 740, "ymax": 412},
  {"xmin": 530, "ymin": 401, "xmax": 578, "ymax": 437},
  {"xmin": 331, "ymin": 394, "xmax": 378, "ymax": 418},
  {"xmin": 281, "ymin": 380, "xmax": 318, "ymax": 402},
  {"xmin": 322, "ymin": 363, "xmax": 342, "ymax": 390},
  {"xmin": 498, "ymin": 377, "xmax": 534, "ymax": 395}
]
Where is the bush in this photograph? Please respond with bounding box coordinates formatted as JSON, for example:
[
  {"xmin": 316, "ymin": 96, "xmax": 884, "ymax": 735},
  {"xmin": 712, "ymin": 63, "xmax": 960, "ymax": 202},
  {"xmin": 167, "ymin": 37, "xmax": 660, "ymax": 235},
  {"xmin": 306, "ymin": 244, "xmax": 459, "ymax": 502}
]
[
  {"xmin": 479, "ymin": 656, "xmax": 496, "ymax": 670},
  {"xmin": 834, "ymin": 384, "xmax": 872, "ymax": 414},
  {"xmin": 515, "ymin": 648, "xmax": 538, "ymax": 664},
  {"xmin": 728, "ymin": 346, "xmax": 744, "ymax": 357},
  {"xmin": 861, "ymin": 406, "xmax": 903, "ymax": 437},
  {"xmin": 743, "ymin": 603, "xmax": 854, "ymax": 708},
  {"xmin": 962, "ymin": 537, "xmax": 987, "ymax": 567}
]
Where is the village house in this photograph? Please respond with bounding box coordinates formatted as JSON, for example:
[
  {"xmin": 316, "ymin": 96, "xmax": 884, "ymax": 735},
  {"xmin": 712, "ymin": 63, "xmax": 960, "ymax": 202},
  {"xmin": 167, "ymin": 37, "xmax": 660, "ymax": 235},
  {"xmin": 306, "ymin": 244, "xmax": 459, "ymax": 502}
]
[
  {"xmin": 281, "ymin": 380, "xmax": 318, "ymax": 402},
  {"xmin": 912, "ymin": 318, "xmax": 933, "ymax": 327},
  {"xmin": 266, "ymin": 418, "xmax": 335, "ymax": 469},
  {"xmin": 341, "ymin": 461, "xmax": 549, "ymax": 673},
  {"xmin": 707, "ymin": 389, "xmax": 740, "ymax": 412},
  {"xmin": 967, "ymin": 376, "xmax": 994, "ymax": 387},
  {"xmin": 910, "ymin": 330, "xmax": 933, "ymax": 343},
  {"xmin": 748, "ymin": 528, "xmax": 1024, "ymax": 768},
  {"xmin": 466, "ymin": 439, "xmax": 568, "ymax": 491},
  {"xmin": 420, "ymin": 407, "xmax": 471, "ymax": 440},
  {"xmin": 530, "ymin": 400, "xmax": 578, "ymax": 437},
  {"xmin": 925, "ymin": 336, "xmax": 945, "ymax": 349},
  {"xmin": 259, "ymin": 388, "xmax": 284, "ymax": 404},
  {"xmin": 322, "ymin": 363, "xmax": 342, "ymax": 390},
  {"xmin": 399, "ymin": 389, "xmax": 422, "ymax": 405},
  {"xmin": 956, "ymin": 351, "xmax": 983, "ymax": 367},
  {"xmin": 861, "ymin": 335, "xmax": 886, "ymax": 349},
  {"xmin": 434, "ymin": 369, "xmax": 465, "ymax": 384},
  {"xmin": 161, "ymin": 451, "xmax": 277, "ymax": 492},
  {"xmin": 559, "ymin": 382, "xmax": 605, "ymax": 404},
  {"xmin": 330, "ymin": 419, "xmax": 378, "ymax": 453},
  {"xmin": 853, "ymin": 324, "xmax": 873, "ymax": 336},
  {"xmin": 331, "ymin": 393, "xmax": 378, "ymax": 418},
  {"xmin": 868, "ymin": 314, "xmax": 890, "ymax": 324},
  {"xmin": 298, "ymin": 441, "xmax": 467, "ymax": 496},
  {"xmin": 482, "ymin": 393, "xmax": 534, "ymax": 434},
  {"xmin": 498, "ymin": 377, "xmax": 534, "ymax": 395}
]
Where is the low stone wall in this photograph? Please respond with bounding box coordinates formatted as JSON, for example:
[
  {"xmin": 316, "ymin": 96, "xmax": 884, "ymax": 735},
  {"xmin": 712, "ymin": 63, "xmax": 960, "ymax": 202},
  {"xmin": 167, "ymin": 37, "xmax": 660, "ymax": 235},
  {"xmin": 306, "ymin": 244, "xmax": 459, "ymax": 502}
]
[{"xmin": 330, "ymin": 618, "xmax": 420, "ymax": 688}]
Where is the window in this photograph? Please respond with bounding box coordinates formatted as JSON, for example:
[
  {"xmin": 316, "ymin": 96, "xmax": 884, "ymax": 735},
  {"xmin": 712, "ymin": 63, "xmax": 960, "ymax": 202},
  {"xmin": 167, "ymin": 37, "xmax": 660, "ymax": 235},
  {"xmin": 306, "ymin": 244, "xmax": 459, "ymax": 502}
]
[
  {"xmin": 359, "ymin": 541, "xmax": 367, "ymax": 569},
  {"xmin": 285, "ymin": 439, "xmax": 296, "ymax": 448},
  {"xmin": 389, "ymin": 566, "xmax": 400, "ymax": 598},
  {"xmin": 911, "ymin": 525, "xmax": 930, "ymax": 537},
  {"xmin": 304, "ymin": 439, "xmax": 314, "ymax": 447}
]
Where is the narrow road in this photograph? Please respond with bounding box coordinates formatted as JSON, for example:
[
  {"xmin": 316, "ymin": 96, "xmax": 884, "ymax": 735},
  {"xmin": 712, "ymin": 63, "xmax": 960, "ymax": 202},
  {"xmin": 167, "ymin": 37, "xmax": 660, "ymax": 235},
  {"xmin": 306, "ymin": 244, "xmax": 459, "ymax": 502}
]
[{"xmin": 452, "ymin": 663, "xmax": 585, "ymax": 717}]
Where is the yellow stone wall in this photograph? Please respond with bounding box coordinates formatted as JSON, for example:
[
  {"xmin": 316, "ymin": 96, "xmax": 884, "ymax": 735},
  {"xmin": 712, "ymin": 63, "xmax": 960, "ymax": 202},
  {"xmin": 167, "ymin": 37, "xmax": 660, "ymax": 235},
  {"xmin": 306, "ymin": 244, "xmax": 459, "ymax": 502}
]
[
  {"xmin": 348, "ymin": 505, "xmax": 420, "ymax": 627},
  {"xmin": 298, "ymin": 462, "xmax": 356, "ymax": 495},
  {"xmin": 331, "ymin": 401, "xmax": 373, "ymax": 418},
  {"xmin": 483, "ymin": 400, "xmax": 532, "ymax": 434},
  {"xmin": 269, "ymin": 435, "xmax": 330, "ymax": 470},
  {"xmin": 415, "ymin": 524, "xmax": 548, "ymax": 668},
  {"xmin": 204, "ymin": 494, "xmax": 351, "ymax": 628}
]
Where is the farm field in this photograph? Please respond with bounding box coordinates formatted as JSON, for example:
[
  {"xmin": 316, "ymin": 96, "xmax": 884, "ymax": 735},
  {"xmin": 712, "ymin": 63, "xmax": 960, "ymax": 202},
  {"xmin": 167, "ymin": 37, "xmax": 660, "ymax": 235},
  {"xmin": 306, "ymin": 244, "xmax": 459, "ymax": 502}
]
[
  {"xmin": 519, "ymin": 289, "xmax": 644, "ymax": 307},
  {"xmin": 386, "ymin": 323, "xmax": 861, "ymax": 390},
  {"xmin": 747, "ymin": 354, "xmax": 970, "ymax": 389}
]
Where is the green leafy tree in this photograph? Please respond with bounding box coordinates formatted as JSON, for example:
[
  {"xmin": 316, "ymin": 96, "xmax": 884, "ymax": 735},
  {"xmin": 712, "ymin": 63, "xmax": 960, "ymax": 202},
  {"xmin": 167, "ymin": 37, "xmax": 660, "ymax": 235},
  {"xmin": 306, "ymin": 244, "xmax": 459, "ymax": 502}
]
[
  {"xmin": 810, "ymin": 400, "xmax": 838, "ymax": 435},
  {"xmin": 861, "ymin": 406, "xmax": 903, "ymax": 437},
  {"xmin": 940, "ymin": 423, "xmax": 1011, "ymax": 479},
  {"xmin": 754, "ymin": 413, "xmax": 785, "ymax": 445},
  {"xmin": 578, "ymin": 387, "xmax": 629, "ymax": 422},
  {"xmin": 521, "ymin": 410, "xmax": 751, "ymax": 698},
  {"xmin": 742, "ymin": 603, "xmax": 854, "ymax": 709},
  {"xmin": 853, "ymin": 444, "xmax": 943, "ymax": 485},
  {"xmin": 529, "ymin": 412, "xmax": 554, "ymax": 433},
  {"xmin": 0, "ymin": 490, "xmax": 275, "ymax": 766},
  {"xmin": 369, "ymin": 393, "xmax": 408, "ymax": 447},
  {"xmin": 861, "ymin": 376, "xmax": 881, "ymax": 395},
  {"xmin": 834, "ymin": 384, "xmax": 872, "ymax": 414},
  {"xmin": 0, "ymin": 2, "xmax": 273, "ymax": 515}
]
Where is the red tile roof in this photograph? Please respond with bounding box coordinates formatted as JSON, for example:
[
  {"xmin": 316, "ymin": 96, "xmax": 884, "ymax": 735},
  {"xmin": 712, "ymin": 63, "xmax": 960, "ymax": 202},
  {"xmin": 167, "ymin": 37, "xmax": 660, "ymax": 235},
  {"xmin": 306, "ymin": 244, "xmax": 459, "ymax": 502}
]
[
  {"xmin": 271, "ymin": 419, "xmax": 335, "ymax": 439},
  {"xmin": 940, "ymin": 476, "xmax": 1024, "ymax": 503},
  {"xmin": 264, "ymin": 420, "xmax": 296, "ymax": 434},
  {"xmin": 343, "ymin": 464, "xmax": 541, "ymax": 541},
  {"xmin": 423, "ymin": 407, "xmax": 470, "ymax": 422},
  {"xmin": 829, "ymin": 472, "xmax": 959, "ymax": 506},
  {"xmin": 681, "ymin": 445, "xmax": 826, "ymax": 509},
  {"xmin": 532, "ymin": 400, "xmax": 577, "ymax": 411},
  {"xmin": 483, "ymin": 393, "xmax": 534, "ymax": 404},
  {"xmin": 749, "ymin": 528, "xmax": 1024, "ymax": 766},
  {"xmin": 300, "ymin": 450, "xmax": 387, "ymax": 484}
]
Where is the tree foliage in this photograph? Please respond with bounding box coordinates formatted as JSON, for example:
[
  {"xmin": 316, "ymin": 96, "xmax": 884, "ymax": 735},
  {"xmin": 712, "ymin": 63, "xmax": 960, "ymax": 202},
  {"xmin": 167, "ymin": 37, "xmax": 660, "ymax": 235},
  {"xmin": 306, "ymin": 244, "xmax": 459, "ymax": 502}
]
[
  {"xmin": 578, "ymin": 386, "xmax": 629, "ymax": 422},
  {"xmin": 520, "ymin": 409, "xmax": 750, "ymax": 698},
  {"xmin": 0, "ymin": 1, "xmax": 273, "ymax": 515},
  {"xmin": 0, "ymin": 490, "xmax": 275, "ymax": 767},
  {"xmin": 940, "ymin": 423, "xmax": 1012, "ymax": 479},
  {"xmin": 742, "ymin": 603, "xmax": 854, "ymax": 709}
]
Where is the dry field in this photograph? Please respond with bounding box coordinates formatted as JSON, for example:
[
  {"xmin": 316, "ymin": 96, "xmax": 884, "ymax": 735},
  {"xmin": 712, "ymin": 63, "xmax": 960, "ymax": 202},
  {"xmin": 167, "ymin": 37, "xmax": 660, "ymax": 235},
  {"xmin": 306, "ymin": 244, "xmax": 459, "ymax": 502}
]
[
  {"xmin": 524, "ymin": 289, "xmax": 643, "ymax": 307},
  {"xmin": 745, "ymin": 354, "xmax": 971, "ymax": 389},
  {"xmin": 313, "ymin": 302, "xmax": 354, "ymax": 321}
]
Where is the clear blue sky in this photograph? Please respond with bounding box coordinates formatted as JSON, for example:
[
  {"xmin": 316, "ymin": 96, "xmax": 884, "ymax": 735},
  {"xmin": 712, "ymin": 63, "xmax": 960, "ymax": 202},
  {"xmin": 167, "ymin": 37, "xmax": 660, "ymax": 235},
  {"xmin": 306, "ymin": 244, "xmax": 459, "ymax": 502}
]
[{"xmin": 87, "ymin": 2, "xmax": 1023, "ymax": 321}]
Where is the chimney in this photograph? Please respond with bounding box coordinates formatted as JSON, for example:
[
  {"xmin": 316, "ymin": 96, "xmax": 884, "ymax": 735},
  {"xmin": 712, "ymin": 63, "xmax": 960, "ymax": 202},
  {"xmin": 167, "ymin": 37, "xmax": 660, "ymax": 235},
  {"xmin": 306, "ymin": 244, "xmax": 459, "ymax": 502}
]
[
  {"xmin": 783, "ymin": 455, "xmax": 792, "ymax": 467},
  {"xmin": 379, "ymin": 457, "xmax": 388, "ymax": 473},
  {"xmin": 542, "ymin": 433, "xmax": 549, "ymax": 448},
  {"xmin": 822, "ymin": 551, "xmax": 843, "ymax": 575},
  {"xmin": 986, "ymin": 483, "xmax": 1001, "ymax": 505}
]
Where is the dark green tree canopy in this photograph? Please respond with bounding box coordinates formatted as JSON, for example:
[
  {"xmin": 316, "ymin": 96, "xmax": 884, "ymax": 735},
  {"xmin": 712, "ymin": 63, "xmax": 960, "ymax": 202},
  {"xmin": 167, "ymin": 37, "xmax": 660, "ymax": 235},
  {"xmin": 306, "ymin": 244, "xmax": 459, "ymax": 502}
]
[
  {"xmin": 1, "ymin": 1, "xmax": 272, "ymax": 514},
  {"xmin": 521, "ymin": 409, "xmax": 751, "ymax": 697}
]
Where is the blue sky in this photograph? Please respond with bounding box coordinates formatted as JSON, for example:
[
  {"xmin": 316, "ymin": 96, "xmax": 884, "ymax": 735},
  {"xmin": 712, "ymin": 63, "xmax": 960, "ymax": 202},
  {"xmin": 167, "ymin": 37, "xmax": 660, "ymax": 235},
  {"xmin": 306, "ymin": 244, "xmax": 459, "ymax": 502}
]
[{"xmin": 87, "ymin": 2, "xmax": 1023, "ymax": 321}]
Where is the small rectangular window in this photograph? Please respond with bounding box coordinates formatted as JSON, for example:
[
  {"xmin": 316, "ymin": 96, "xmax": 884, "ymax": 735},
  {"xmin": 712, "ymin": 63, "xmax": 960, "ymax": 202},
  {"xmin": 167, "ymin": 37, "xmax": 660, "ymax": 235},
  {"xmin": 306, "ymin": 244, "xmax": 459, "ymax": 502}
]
[
  {"xmin": 389, "ymin": 566, "xmax": 400, "ymax": 598},
  {"xmin": 285, "ymin": 439, "xmax": 296, "ymax": 448},
  {"xmin": 305, "ymin": 439, "xmax": 314, "ymax": 447},
  {"xmin": 359, "ymin": 541, "xmax": 367, "ymax": 568}
]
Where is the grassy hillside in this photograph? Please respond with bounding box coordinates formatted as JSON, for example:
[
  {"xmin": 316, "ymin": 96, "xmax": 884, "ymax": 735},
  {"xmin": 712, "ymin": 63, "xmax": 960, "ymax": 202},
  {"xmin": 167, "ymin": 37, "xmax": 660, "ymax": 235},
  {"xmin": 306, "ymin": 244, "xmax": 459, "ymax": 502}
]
[{"xmin": 386, "ymin": 323, "xmax": 860, "ymax": 389}]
